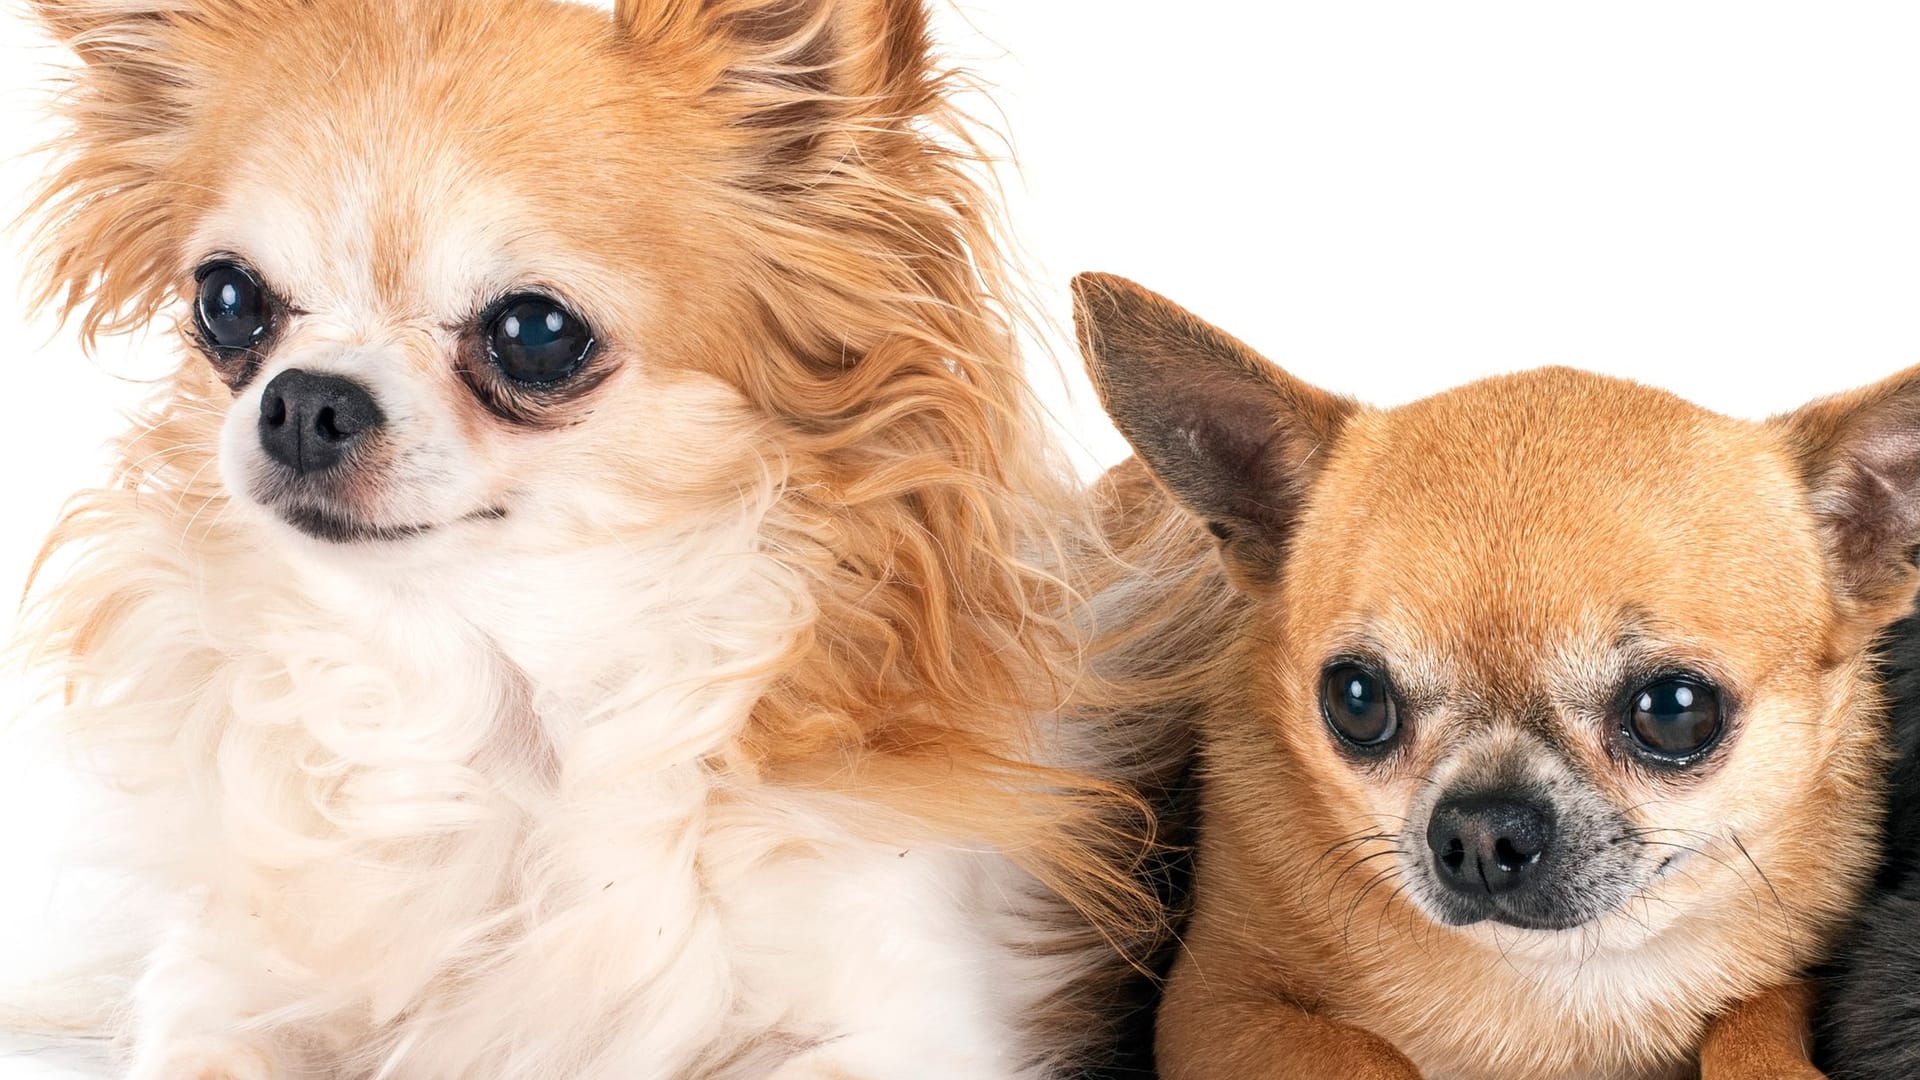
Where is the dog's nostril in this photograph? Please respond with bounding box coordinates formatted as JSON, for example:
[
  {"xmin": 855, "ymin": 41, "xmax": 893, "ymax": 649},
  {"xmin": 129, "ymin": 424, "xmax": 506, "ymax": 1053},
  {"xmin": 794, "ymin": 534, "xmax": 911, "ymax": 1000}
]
[
  {"xmin": 1493, "ymin": 837, "xmax": 1539, "ymax": 874},
  {"xmin": 256, "ymin": 369, "xmax": 384, "ymax": 477},
  {"xmin": 1427, "ymin": 794, "xmax": 1556, "ymax": 897}
]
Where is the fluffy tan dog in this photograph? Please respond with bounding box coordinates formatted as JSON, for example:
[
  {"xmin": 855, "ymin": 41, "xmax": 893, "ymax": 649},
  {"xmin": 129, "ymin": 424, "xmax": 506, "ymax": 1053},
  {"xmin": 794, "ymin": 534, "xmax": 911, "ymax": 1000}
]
[{"xmin": 8, "ymin": 3, "xmax": 1166, "ymax": 1077}]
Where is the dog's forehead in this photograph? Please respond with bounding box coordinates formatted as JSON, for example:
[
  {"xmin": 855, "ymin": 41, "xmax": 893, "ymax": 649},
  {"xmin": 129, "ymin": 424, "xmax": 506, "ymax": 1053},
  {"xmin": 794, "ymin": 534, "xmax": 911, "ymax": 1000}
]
[
  {"xmin": 1291, "ymin": 368, "xmax": 1834, "ymax": 676},
  {"xmin": 197, "ymin": 145, "xmax": 514, "ymax": 320},
  {"xmin": 179, "ymin": 0, "xmax": 688, "ymax": 327}
]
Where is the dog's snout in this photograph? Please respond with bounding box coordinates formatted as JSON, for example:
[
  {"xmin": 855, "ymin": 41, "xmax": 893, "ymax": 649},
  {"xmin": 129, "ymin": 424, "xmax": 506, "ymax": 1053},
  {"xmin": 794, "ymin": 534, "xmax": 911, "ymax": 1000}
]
[
  {"xmin": 1426, "ymin": 795, "xmax": 1554, "ymax": 897},
  {"xmin": 258, "ymin": 369, "xmax": 385, "ymax": 475}
]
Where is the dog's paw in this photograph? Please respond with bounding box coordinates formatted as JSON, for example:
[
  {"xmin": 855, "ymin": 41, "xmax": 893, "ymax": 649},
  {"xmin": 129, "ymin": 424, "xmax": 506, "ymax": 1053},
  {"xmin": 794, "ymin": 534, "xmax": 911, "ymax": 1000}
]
[{"xmin": 129, "ymin": 1039, "xmax": 277, "ymax": 1080}]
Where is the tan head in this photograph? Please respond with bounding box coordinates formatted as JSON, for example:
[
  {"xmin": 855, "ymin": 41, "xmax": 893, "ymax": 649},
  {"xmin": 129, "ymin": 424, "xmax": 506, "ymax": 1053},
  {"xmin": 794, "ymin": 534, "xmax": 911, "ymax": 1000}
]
[
  {"xmin": 27, "ymin": 0, "xmax": 1093, "ymax": 756},
  {"xmin": 28, "ymin": 0, "xmax": 1066, "ymax": 569},
  {"xmin": 1075, "ymin": 272, "xmax": 1913, "ymax": 955}
]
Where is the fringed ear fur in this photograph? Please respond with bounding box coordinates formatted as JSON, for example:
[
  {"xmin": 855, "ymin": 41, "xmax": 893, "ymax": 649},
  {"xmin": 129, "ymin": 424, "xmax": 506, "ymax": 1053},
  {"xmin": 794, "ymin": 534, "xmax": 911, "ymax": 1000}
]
[
  {"xmin": 31, "ymin": 0, "xmax": 191, "ymax": 60},
  {"xmin": 615, "ymin": 0, "xmax": 939, "ymax": 183},
  {"xmin": 28, "ymin": 0, "xmax": 207, "ymax": 349},
  {"xmin": 614, "ymin": 0, "xmax": 935, "ymax": 107}
]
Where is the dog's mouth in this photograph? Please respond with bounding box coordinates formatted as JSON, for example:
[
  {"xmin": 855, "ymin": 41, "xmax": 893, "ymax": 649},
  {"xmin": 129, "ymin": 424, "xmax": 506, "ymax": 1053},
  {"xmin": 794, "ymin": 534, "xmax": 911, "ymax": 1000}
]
[
  {"xmin": 278, "ymin": 504, "xmax": 508, "ymax": 544},
  {"xmin": 1429, "ymin": 897, "xmax": 1597, "ymax": 932}
]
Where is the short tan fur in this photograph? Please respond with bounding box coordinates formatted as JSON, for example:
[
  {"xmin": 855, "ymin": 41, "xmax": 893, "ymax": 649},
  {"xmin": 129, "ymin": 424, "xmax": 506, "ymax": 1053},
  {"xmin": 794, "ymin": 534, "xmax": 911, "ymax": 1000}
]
[{"xmin": 1074, "ymin": 273, "xmax": 1918, "ymax": 1080}]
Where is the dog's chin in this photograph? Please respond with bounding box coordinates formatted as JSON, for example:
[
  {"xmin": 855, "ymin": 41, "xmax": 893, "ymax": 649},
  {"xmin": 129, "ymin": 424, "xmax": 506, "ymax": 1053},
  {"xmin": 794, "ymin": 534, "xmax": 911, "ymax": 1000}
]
[{"xmin": 274, "ymin": 503, "xmax": 506, "ymax": 545}]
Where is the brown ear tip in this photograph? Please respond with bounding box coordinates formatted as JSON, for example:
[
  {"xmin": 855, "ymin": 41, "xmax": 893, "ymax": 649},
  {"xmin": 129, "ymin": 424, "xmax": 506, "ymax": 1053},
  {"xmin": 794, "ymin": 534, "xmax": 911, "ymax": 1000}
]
[
  {"xmin": 1069, "ymin": 273, "xmax": 1159, "ymax": 336},
  {"xmin": 1070, "ymin": 271, "xmax": 1128, "ymax": 291},
  {"xmin": 1069, "ymin": 272, "xmax": 1140, "ymax": 306}
]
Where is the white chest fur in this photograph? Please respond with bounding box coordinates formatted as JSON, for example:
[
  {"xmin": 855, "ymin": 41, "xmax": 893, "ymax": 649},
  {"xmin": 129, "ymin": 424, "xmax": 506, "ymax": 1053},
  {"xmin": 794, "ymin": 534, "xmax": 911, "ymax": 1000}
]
[{"xmin": 65, "ymin": 513, "xmax": 1071, "ymax": 1080}]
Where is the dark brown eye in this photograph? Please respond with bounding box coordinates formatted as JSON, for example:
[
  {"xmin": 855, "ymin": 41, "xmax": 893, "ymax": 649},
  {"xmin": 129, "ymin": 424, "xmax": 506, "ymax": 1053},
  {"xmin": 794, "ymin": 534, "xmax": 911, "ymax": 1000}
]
[
  {"xmin": 194, "ymin": 261, "xmax": 275, "ymax": 359},
  {"xmin": 486, "ymin": 295, "xmax": 594, "ymax": 385},
  {"xmin": 1322, "ymin": 662, "xmax": 1400, "ymax": 750},
  {"xmin": 1627, "ymin": 677, "xmax": 1723, "ymax": 761}
]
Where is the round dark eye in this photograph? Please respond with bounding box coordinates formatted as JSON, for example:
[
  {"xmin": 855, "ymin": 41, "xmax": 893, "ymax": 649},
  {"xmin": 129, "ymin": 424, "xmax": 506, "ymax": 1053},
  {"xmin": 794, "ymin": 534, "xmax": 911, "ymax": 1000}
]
[
  {"xmin": 1322, "ymin": 663, "xmax": 1400, "ymax": 750},
  {"xmin": 194, "ymin": 262, "xmax": 273, "ymax": 355},
  {"xmin": 487, "ymin": 295, "xmax": 595, "ymax": 385},
  {"xmin": 1628, "ymin": 677, "xmax": 1723, "ymax": 760}
]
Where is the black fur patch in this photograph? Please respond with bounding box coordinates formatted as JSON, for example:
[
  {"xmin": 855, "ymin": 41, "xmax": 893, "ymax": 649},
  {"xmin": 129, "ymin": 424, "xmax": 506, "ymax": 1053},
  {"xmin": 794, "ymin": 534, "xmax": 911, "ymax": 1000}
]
[
  {"xmin": 1817, "ymin": 612, "xmax": 1920, "ymax": 1079},
  {"xmin": 1073, "ymin": 752, "xmax": 1198, "ymax": 1080}
]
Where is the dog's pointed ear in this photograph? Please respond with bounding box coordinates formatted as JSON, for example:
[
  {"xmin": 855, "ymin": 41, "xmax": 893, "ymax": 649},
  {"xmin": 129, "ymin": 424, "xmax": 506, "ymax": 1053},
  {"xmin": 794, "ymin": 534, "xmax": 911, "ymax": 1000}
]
[
  {"xmin": 617, "ymin": 0, "xmax": 939, "ymax": 181},
  {"xmin": 31, "ymin": 0, "xmax": 192, "ymax": 64},
  {"xmin": 1778, "ymin": 366, "xmax": 1920, "ymax": 629},
  {"xmin": 28, "ymin": 0, "xmax": 204, "ymax": 346},
  {"xmin": 1073, "ymin": 273, "xmax": 1358, "ymax": 590},
  {"xmin": 617, "ymin": 0, "xmax": 934, "ymax": 105}
]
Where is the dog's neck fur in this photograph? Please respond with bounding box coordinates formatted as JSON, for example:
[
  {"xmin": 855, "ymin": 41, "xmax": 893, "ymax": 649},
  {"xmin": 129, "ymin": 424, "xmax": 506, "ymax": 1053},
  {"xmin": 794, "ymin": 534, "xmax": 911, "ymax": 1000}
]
[
  {"xmin": 324, "ymin": 510, "xmax": 802, "ymax": 763},
  {"xmin": 35, "ymin": 427, "xmax": 1088, "ymax": 1078}
]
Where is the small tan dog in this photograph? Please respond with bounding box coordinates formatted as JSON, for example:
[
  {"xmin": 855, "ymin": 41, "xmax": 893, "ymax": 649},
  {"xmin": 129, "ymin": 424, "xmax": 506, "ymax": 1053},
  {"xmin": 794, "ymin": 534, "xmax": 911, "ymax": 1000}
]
[{"xmin": 1073, "ymin": 273, "xmax": 1910, "ymax": 1080}]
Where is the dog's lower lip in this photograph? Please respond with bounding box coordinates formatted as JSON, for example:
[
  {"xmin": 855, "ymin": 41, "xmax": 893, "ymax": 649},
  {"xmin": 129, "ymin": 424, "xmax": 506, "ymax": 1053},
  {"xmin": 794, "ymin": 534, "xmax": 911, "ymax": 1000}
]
[
  {"xmin": 1451, "ymin": 912, "xmax": 1588, "ymax": 932},
  {"xmin": 278, "ymin": 505, "xmax": 506, "ymax": 543},
  {"xmin": 1432, "ymin": 898, "xmax": 1594, "ymax": 932},
  {"xmin": 1487, "ymin": 911, "xmax": 1590, "ymax": 931}
]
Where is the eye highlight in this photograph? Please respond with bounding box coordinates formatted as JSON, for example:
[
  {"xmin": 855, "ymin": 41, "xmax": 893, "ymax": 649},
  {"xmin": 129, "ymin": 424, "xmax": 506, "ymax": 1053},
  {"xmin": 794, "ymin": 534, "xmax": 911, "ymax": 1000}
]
[
  {"xmin": 1321, "ymin": 661, "xmax": 1401, "ymax": 752},
  {"xmin": 486, "ymin": 295, "xmax": 595, "ymax": 385},
  {"xmin": 193, "ymin": 261, "xmax": 278, "ymax": 369},
  {"xmin": 1626, "ymin": 676, "xmax": 1723, "ymax": 762}
]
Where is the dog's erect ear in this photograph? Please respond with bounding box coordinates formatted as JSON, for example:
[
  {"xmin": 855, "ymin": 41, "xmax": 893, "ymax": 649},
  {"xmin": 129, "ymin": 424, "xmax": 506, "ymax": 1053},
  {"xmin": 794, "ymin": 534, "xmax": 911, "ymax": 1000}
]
[
  {"xmin": 617, "ymin": 0, "xmax": 939, "ymax": 181},
  {"xmin": 1778, "ymin": 366, "xmax": 1920, "ymax": 629},
  {"xmin": 28, "ymin": 0, "xmax": 205, "ymax": 346},
  {"xmin": 1073, "ymin": 273, "xmax": 1358, "ymax": 589},
  {"xmin": 617, "ymin": 0, "xmax": 934, "ymax": 104},
  {"xmin": 31, "ymin": 0, "xmax": 188, "ymax": 62}
]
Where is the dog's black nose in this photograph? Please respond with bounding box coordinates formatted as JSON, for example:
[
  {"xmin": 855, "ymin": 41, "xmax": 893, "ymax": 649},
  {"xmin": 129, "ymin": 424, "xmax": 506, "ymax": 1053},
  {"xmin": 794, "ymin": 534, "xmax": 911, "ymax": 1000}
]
[
  {"xmin": 1427, "ymin": 796, "xmax": 1554, "ymax": 896},
  {"xmin": 258, "ymin": 369, "xmax": 384, "ymax": 476}
]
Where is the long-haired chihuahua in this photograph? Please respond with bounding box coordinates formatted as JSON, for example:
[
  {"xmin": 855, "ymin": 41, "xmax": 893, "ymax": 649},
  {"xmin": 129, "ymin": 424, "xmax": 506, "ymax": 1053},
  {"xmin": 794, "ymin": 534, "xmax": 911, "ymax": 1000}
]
[{"xmin": 10, "ymin": 2, "xmax": 1164, "ymax": 1077}]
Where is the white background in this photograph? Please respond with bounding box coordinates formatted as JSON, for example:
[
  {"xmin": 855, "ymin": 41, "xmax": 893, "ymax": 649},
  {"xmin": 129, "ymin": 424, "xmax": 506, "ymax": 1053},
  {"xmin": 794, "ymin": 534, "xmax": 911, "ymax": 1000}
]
[{"xmin": 7, "ymin": 1, "xmax": 1920, "ymax": 1074}]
